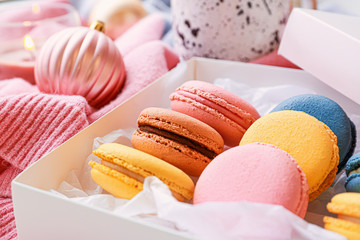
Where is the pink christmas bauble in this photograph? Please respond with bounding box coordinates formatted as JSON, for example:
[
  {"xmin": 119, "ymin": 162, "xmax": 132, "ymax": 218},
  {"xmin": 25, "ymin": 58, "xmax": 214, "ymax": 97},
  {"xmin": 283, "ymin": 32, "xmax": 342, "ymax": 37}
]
[{"xmin": 35, "ymin": 24, "xmax": 126, "ymax": 108}]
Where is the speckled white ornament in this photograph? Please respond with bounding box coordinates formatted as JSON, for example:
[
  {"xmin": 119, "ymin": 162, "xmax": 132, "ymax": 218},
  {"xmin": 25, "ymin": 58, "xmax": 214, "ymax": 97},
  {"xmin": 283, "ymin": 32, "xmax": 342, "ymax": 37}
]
[{"xmin": 171, "ymin": 0, "xmax": 290, "ymax": 62}]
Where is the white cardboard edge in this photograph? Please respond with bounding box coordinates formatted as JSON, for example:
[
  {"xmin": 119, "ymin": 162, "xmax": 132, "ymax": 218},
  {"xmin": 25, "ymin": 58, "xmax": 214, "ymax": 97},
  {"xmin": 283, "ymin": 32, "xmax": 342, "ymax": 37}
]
[{"xmin": 279, "ymin": 8, "xmax": 360, "ymax": 105}]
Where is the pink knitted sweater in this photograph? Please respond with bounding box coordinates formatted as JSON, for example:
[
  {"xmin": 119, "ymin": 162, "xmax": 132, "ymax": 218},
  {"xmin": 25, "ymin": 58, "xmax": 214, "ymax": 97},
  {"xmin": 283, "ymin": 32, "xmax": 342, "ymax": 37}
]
[{"xmin": 0, "ymin": 14, "xmax": 179, "ymax": 239}]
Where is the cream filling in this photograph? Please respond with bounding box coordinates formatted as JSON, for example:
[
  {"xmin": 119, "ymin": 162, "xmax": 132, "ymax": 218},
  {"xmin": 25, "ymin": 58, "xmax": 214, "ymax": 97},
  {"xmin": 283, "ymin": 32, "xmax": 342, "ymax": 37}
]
[
  {"xmin": 102, "ymin": 161, "xmax": 145, "ymax": 183},
  {"xmin": 349, "ymin": 167, "xmax": 360, "ymax": 175},
  {"xmin": 101, "ymin": 161, "xmax": 186, "ymax": 201},
  {"xmin": 338, "ymin": 214, "xmax": 360, "ymax": 225}
]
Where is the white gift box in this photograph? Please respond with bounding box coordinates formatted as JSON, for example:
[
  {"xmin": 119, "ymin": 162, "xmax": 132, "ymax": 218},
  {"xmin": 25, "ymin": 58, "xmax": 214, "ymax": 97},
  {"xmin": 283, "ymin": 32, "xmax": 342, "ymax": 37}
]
[
  {"xmin": 279, "ymin": 8, "xmax": 360, "ymax": 105},
  {"xmin": 11, "ymin": 56, "xmax": 356, "ymax": 240}
]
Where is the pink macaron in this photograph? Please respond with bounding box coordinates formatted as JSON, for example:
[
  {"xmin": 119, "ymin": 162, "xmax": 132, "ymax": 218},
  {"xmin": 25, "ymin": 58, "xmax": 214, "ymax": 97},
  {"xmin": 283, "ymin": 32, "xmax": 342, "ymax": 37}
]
[
  {"xmin": 194, "ymin": 142, "xmax": 309, "ymax": 218},
  {"xmin": 169, "ymin": 80, "xmax": 260, "ymax": 146}
]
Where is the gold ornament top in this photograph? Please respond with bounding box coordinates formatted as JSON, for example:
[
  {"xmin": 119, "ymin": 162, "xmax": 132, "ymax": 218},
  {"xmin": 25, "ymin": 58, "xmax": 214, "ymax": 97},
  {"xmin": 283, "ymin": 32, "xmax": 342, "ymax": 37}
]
[{"xmin": 90, "ymin": 20, "xmax": 105, "ymax": 33}]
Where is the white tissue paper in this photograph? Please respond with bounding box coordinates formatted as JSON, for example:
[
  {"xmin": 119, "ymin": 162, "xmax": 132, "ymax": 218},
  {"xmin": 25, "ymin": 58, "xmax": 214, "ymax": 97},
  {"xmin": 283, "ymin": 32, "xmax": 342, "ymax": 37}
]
[{"xmin": 52, "ymin": 64, "xmax": 356, "ymax": 240}]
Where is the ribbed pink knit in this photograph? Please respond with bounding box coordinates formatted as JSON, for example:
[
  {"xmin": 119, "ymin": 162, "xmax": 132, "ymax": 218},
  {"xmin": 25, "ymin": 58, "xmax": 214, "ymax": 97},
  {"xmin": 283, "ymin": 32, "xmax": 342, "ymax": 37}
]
[
  {"xmin": 0, "ymin": 93, "xmax": 91, "ymax": 170},
  {"xmin": 0, "ymin": 166, "xmax": 22, "ymax": 198},
  {"xmin": 0, "ymin": 198, "xmax": 17, "ymax": 240},
  {"xmin": 0, "ymin": 92, "xmax": 91, "ymax": 240}
]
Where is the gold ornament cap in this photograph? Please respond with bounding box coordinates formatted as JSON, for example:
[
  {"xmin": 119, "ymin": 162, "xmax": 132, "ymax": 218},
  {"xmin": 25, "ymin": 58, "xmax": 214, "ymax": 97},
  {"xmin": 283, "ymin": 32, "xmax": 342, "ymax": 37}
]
[{"xmin": 90, "ymin": 20, "xmax": 105, "ymax": 33}]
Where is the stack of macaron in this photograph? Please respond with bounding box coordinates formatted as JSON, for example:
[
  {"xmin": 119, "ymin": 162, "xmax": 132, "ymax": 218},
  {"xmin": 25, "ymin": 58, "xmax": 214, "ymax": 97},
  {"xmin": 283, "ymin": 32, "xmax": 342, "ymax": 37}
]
[
  {"xmin": 167, "ymin": 81, "xmax": 311, "ymax": 218},
  {"xmin": 270, "ymin": 94, "xmax": 356, "ymax": 172},
  {"xmin": 324, "ymin": 192, "xmax": 360, "ymax": 240},
  {"xmin": 128, "ymin": 80, "xmax": 263, "ymax": 179},
  {"xmin": 240, "ymin": 94, "xmax": 357, "ymax": 201},
  {"xmin": 88, "ymin": 81, "xmax": 358, "ymax": 227},
  {"xmin": 88, "ymin": 80, "xmax": 262, "ymax": 202},
  {"xmin": 345, "ymin": 152, "xmax": 360, "ymax": 193},
  {"xmin": 131, "ymin": 107, "xmax": 224, "ymax": 177},
  {"xmin": 240, "ymin": 110, "xmax": 339, "ymax": 201}
]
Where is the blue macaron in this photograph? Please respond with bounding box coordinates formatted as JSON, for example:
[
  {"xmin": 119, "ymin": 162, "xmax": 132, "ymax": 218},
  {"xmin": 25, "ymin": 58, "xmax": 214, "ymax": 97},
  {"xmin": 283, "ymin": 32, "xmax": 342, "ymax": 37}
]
[
  {"xmin": 271, "ymin": 94, "xmax": 356, "ymax": 172},
  {"xmin": 345, "ymin": 152, "xmax": 360, "ymax": 192},
  {"xmin": 345, "ymin": 174, "xmax": 360, "ymax": 192}
]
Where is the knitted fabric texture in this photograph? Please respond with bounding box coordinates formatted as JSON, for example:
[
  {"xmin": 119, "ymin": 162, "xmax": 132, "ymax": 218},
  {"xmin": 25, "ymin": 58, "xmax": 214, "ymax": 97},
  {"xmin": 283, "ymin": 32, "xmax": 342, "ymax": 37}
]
[
  {"xmin": 0, "ymin": 93, "xmax": 90, "ymax": 170},
  {"xmin": 0, "ymin": 198, "xmax": 16, "ymax": 240},
  {"xmin": 0, "ymin": 166, "xmax": 22, "ymax": 198},
  {"xmin": 0, "ymin": 93, "xmax": 90, "ymax": 239}
]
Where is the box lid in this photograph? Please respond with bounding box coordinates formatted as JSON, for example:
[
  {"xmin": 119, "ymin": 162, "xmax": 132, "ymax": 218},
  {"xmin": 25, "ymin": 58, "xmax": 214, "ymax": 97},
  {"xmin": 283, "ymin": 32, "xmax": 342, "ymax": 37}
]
[{"xmin": 279, "ymin": 8, "xmax": 360, "ymax": 105}]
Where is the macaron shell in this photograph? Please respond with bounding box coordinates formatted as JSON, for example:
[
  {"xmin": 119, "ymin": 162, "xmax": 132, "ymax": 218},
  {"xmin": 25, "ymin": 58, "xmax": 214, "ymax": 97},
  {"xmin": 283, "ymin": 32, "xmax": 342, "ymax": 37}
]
[
  {"xmin": 174, "ymin": 90, "xmax": 254, "ymax": 129},
  {"xmin": 178, "ymin": 81, "xmax": 260, "ymax": 118},
  {"xmin": 345, "ymin": 152, "xmax": 360, "ymax": 192},
  {"xmin": 170, "ymin": 80, "xmax": 260, "ymax": 146},
  {"xmin": 327, "ymin": 192, "xmax": 360, "ymax": 218},
  {"xmin": 271, "ymin": 94, "xmax": 354, "ymax": 170},
  {"xmin": 171, "ymin": 99, "xmax": 245, "ymax": 146},
  {"xmin": 345, "ymin": 152, "xmax": 360, "ymax": 176},
  {"xmin": 131, "ymin": 130, "xmax": 209, "ymax": 176},
  {"xmin": 341, "ymin": 120, "xmax": 357, "ymax": 171},
  {"xmin": 194, "ymin": 143, "xmax": 309, "ymax": 218},
  {"xmin": 137, "ymin": 107, "xmax": 224, "ymax": 154},
  {"xmin": 324, "ymin": 216, "xmax": 360, "ymax": 240},
  {"xmin": 132, "ymin": 107, "xmax": 224, "ymax": 176},
  {"xmin": 93, "ymin": 143, "xmax": 195, "ymax": 200},
  {"xmin": 90, "ymin": 161, "xmax": 142, "ymax": 199},
  {"xmin": 345, "ymin": 173, "xmax": 360, "ymax": 192},
  {"xmin": 240, "ymin": 110, "xmax": 339, "ymax": 201}
]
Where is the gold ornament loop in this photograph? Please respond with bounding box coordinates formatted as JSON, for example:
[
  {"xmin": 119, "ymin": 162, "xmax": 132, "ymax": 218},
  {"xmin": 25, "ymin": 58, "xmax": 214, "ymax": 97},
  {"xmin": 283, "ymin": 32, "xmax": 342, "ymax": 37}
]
[{"xmin": 90, "ymin": 20, "xmax": 105, "ymax": 33}]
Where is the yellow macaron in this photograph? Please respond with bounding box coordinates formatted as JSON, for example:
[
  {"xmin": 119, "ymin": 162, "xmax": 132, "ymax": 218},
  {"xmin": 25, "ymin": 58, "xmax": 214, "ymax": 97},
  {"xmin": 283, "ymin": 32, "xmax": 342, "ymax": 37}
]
[
  {"xmin": 240, "ymin": 110, "xmax": 339, "ymax": 201},
  {"xmin": 324, "ymin": 192, "xmax": 360, "ymax": 240},
  {"xmin": 89, "ymin": 143, "xmax": 194, "ymax": 201}
]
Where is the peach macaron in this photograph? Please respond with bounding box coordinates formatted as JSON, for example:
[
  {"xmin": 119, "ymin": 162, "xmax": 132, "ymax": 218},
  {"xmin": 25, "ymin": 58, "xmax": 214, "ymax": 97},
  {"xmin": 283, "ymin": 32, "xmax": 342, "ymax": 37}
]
[{"xmin": 131, "ymin": 107, "xmax": 224, "ymax": 176}]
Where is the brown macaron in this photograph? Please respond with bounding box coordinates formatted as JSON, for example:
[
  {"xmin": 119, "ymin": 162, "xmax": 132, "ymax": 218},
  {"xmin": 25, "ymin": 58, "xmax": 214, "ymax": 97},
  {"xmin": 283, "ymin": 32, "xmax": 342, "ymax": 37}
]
[{"xmin": 131, "ymin": 107, "xmax": 224, "ymax": 176}]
